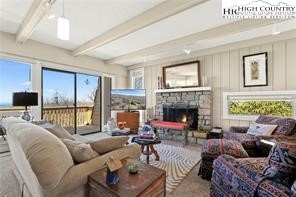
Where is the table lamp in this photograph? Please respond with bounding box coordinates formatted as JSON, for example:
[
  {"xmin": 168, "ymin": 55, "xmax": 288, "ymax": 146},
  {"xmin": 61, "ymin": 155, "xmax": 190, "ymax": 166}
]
[{"xmin": 12, "ymin": 92, "xmax": 38, "ymax": 121}]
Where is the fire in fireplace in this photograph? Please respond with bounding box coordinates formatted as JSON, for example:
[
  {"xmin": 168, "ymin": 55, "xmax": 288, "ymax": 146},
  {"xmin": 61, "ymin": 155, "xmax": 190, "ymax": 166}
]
[{"xmin": 163, "ymin": 104, "xmax": 198, "ymax": 129}]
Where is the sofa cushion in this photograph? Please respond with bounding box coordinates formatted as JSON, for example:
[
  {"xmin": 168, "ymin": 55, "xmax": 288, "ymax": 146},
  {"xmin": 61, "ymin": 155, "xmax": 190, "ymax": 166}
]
[
  {"xmin": 256, "ymin": 116, "xmax": 296, "ymax": 136},
  {"xmin": 89, "ymin": 136, "xmax": 129, "ymax": 155},
  {"xmin": 46, "ymin": 125, "xmax": 75, "ymax": 140},
  {"xmin": 7, "ymin": 122, "xmax": 74, "ymax": 191},
  {"xmin": 224, "ymin": 132, "xmax": 258, "ymax": 150},
  {"xmin": 247, "ymin": 123, "xmax": 277, "ymax": 136},
  {"xmin": 263, "ymin": 141, "xmax": 296, "ymax": 187},
  {"xmin": 62, "ymin": 139, "xmax": 99, "ymax": 163},
  {"xmin": 201, "ymin": 139, "xmax": 249, "ymax": 158}
]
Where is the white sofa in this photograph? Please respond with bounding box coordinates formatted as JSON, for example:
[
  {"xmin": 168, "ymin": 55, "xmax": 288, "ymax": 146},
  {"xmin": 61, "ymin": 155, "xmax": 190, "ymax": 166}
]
[{"xmin": 2, "ymin": 117, "xmax": 141, "ymax": 197}]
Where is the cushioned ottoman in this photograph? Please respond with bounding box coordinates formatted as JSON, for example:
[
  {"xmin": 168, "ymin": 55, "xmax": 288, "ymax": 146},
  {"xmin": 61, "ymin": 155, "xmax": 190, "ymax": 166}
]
[{"xmin": 198, "ymin": 139, "xmax": 249, "ymax": 180}]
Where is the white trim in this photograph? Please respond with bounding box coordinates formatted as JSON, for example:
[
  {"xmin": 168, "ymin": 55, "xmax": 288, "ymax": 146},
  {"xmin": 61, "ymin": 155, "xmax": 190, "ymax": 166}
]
[
  {"xmin": 154, "ymin": 87, "xmax": 211, "ymax": 93},
  {"xmin": 223, "ymin": 91, "xmax": 296, "ymax": 121}
]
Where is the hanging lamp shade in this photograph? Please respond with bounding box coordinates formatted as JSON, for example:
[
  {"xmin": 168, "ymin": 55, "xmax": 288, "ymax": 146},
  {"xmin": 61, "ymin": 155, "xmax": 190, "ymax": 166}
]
[{"xmin": 57, "ymin": 16, "xmax": 70, "ymax": 40}]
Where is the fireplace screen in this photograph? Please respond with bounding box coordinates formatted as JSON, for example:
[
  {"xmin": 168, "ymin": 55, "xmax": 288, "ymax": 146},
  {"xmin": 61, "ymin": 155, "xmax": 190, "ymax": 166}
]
[{"xmin": 163, "ymin": 105, "xmax": 198, "ymax": 129}]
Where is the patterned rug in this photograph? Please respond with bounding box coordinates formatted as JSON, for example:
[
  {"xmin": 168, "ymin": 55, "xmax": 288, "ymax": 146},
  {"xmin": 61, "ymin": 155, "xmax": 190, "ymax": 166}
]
[{"xmin": 140, "ymin": 144, "xmax": 201, "ymax": 193}]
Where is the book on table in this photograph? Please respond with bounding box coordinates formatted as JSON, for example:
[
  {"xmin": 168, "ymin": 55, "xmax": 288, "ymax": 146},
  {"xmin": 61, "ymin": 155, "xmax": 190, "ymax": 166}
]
[{"xmin": 139, "ymin": 134, "xmax": 158, "ymax": 142}]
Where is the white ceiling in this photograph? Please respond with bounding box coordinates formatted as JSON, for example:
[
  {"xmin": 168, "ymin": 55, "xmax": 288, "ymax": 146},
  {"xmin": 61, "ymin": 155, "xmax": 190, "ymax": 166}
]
[
  {"xmin": 0, "ymin": 0, "xmax": 33, "ymax": 33},
  {"xmin": 118, "ymin": 19, "xmax": 296, "ymax": 66},
  {"xmin": 31, "ymin": 0, "xmax": 165, "ymax": 50},
  {"xmin": 87, "ymin": 0, "xmax": 236, "ymax": 59},
  {"xmin": 0, "ymin": 0, "xmax": 295, "ymax": 67}
]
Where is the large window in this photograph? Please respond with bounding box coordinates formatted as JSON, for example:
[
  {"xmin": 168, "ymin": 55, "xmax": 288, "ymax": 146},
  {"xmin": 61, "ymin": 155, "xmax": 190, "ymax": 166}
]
[
  {"xmin": 130, "ymin": 68, "xmax": 144, "ymax": 89},
  {"xmin": 0, "ymin": 59, "xmax": 31, "ymax": 110}
]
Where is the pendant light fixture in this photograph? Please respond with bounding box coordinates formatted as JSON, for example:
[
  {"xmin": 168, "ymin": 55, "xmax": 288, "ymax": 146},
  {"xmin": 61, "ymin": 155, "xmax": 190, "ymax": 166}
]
[{"xmin": 57, "ymin": 0, "xmax": 70, "ymax": 40}]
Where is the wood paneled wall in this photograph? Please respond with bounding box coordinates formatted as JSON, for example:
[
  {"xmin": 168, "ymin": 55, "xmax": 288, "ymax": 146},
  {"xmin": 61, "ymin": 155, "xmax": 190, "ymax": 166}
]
[{"xmin": 142, "ymin": 38, "xmax": 296, "ymax": 130}]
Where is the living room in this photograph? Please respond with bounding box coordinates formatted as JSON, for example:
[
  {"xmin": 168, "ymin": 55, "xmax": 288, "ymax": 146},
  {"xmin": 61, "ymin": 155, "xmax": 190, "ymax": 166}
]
[{"xmin": 0, "ymin": 0, "xmax": 296, "ymax": 197}]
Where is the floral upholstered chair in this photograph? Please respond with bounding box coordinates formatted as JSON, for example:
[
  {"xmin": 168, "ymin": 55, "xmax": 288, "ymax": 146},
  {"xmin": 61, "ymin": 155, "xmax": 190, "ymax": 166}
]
[{"xmin": 224, "ymin": 115, "xmax": 296, "ymax": 157}]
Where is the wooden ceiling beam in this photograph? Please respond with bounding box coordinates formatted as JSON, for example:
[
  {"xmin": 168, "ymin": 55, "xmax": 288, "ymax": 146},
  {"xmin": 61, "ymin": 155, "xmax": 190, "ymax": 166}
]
[
  {"xmin": 72, "ymin": 0, "xmax": 208, "ymax": 56},
  {"xmin": 16, "ymin": 0, "xmax": 56, "ymax": 43},
  {"xmin": 106, "ymin": 19, "xmax": 282, "ymax": 65}
]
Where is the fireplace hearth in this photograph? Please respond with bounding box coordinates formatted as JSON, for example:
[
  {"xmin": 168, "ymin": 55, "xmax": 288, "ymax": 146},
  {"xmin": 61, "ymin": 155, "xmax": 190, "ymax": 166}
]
[{"xmin": 163, "ymin": 104, "xmax": 198, "ymax": 129}]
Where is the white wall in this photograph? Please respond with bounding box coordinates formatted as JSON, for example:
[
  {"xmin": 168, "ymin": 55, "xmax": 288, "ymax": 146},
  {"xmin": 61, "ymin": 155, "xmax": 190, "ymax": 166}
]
[
  {"xmin": 0, "ymin": 31, "xmax": 128, "ymax": 120},
  {"xmin": 134, "ymin": 38, "xmax": 296, "ymax": 130}
]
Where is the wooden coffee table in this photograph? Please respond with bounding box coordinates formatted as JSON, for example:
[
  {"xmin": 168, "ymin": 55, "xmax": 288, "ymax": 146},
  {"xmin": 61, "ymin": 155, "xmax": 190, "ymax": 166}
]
[{"xmin": 88, "ymin": 162, "xmax": 166, "ymax": 197}]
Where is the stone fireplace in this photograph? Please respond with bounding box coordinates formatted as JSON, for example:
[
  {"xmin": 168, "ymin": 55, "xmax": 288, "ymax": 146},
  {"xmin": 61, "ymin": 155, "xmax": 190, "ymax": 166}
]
[{"xmin": 155, "ymin": 88, "xmax": 212, "ymax": 130}]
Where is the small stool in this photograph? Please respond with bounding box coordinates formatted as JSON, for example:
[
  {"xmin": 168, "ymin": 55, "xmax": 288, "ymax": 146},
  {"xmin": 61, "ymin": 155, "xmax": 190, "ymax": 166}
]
[{"xmin": 198, "ymin": 139, "xmax": 249, "ymax": 180}]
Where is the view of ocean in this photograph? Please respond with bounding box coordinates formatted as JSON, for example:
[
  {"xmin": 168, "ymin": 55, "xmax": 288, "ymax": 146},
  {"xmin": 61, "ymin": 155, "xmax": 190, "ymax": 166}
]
[{"xmin": 0, "ymin": 102, "xmax": 11, "ymax": 107}]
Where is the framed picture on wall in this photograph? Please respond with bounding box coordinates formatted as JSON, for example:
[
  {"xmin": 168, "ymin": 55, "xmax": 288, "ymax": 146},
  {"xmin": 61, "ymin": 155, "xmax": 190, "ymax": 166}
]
[{"xmin": 243, "ymin": 52, "xmax": 268, "ymax": 87}]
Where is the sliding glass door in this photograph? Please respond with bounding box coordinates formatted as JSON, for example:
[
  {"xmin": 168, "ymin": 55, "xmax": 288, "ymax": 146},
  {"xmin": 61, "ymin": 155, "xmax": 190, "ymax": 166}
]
[
  {"xmin": 42, "ymin": 68, "xmax": 101, "ymax": 134},
  {"xmin": 76, "ymin": 74, "xmax": 101, "ymax": 134},
  {"xmin": 42, "ymin": 69, "xmax": 76, "ymax": 133}
]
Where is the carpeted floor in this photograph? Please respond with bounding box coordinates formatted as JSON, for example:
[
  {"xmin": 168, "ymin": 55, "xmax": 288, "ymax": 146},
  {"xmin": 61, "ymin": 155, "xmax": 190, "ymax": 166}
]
[
  {"xmin": 0, "ymin": 138, "xmax": 9, "ymax": 153},
  {"xmin": 0, "ymin": 135, "xmax": 211, "ymax": 197}
]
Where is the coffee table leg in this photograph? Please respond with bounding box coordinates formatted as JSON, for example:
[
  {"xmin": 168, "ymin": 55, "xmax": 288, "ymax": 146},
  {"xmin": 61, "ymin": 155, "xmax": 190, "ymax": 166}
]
[
  {"xmin": 150, "ymin": 145, "xmax": 160, "ymax": 161},
  {"xmin": 146, "ymin": 145, "xmax": 150, "ymax": 164}
]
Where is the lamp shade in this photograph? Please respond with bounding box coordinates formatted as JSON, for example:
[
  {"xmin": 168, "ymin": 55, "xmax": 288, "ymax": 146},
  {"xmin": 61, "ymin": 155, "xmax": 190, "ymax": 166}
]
[
  {"xmin": 12, "ymin": 92, "xmax": 38, "ymax": 106},
  {"xmin": 57, "ymin": 16, "xmax": 70, "ymax": 40}
]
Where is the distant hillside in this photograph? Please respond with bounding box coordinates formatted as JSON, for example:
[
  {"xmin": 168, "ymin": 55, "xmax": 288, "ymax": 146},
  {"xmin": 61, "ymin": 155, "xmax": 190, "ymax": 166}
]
[{"xmin": 111, "ymin": 94, "xmax": 146, "ymax": 110}]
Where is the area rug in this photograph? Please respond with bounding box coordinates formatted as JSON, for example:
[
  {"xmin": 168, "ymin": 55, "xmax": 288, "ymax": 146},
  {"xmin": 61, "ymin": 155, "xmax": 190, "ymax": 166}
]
[{"xmin": 140, "ymin": 144, "xmax": 201, "ymax": 193}]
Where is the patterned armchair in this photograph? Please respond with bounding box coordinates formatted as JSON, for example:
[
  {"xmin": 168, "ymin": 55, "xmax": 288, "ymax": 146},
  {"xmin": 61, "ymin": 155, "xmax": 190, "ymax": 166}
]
[
  {"xmin": 210, "ymin": 155, "xmax": 293, "ymax": 197},
  {"xmin": 224, "ymin": 116, "xmax": 296, "ymax": 157}
]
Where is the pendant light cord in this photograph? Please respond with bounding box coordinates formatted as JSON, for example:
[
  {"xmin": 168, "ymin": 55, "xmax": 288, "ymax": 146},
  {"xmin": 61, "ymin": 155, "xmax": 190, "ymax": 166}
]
[{"xmin": 62, "ymin": 0, "xmax": 65, "ymax": 17}]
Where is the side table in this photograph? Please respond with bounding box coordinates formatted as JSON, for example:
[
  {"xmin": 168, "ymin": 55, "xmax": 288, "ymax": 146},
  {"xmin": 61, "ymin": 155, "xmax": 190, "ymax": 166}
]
[
  {"xmin": 131, "ymin": 136, "xmax": 161, "ymax": 164},
  {"xmin": 208, "ymin": 127, "xmax": 223, "ymax": 139}
]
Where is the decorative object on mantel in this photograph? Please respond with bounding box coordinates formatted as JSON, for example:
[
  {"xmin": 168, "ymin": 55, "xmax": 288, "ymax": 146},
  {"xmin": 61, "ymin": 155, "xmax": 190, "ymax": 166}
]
[
  {"xmin": 163, "ymin": 61, "xmax": 200, "ymax": 89},
  {"xmin": 243, "ymin": 52, "xmax": 268, "ymax": 87},
  {"xmin": 157, "ymin": 75, "xmax": 163, "ymax": 89},
  {"xmin": 223, "ymin": 91, "xmax": 296, "ymax": 121},
  {"xmin": 154, "ymin": 86, "xmax": 211, "ymax": 93}
]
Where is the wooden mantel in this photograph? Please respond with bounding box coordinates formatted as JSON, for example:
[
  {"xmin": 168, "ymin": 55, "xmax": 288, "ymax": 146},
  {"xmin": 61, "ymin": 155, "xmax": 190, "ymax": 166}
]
[{"xmin": 154, "ymin": 87, "xmax": 211, "ymax": 93}]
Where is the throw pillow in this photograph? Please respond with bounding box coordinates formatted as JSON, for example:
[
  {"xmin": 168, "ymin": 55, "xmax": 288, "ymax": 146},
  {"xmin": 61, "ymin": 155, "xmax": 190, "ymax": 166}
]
[
  {"xmin": 62, "ymin": 139, "xmax": 99, "ymax": 163},
  {"xmin": 89, "ymin": 136, "xmax": 129, "ymax": 155},
  {"xmin": 263, "ymin": 141, "xmax": 296, "ymax": 187},
  {"xmin": 247, "ymin": 123, "xmax": 277, "ymax": 136},
  {"xmin": 46, "ymin": 125, "xmax": 75, "ymax": 140},
  {"xmin": 291, "ymin": 180, "xmax": 296, "ymax": 197}
]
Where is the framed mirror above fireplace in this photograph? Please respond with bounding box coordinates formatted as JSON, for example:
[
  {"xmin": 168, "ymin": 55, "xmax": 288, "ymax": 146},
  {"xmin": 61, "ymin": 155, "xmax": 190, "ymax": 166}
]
[{"xmin": 163, "ymin": 61, "xmax": 200, "ymax": 89}]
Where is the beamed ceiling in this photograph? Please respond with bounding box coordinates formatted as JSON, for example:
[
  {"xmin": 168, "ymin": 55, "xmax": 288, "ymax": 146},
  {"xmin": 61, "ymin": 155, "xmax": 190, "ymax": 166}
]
[{"xmin": 0, "ymin": 0, "xmax": 295, "ymax": 66}]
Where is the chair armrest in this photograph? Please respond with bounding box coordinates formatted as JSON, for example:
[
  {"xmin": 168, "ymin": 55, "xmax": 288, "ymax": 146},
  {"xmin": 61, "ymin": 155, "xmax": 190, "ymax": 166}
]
[
  {"xmin": 229, "ymin": 126, "xmax": 249, "ymax": 133},
  {"xmin": 53, "ymin": 144, "xmax": 141, "ymax": 196},
  {"xmin": 257, "ymin": 135, "xmax": 296, "ymax": 142}
]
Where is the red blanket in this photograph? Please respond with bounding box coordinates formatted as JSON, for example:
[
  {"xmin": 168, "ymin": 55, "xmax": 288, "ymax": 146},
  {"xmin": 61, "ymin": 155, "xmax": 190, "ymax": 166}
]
[{"xmin": 151, "ymin": 121, "xmax": 187, "ymax": 130}]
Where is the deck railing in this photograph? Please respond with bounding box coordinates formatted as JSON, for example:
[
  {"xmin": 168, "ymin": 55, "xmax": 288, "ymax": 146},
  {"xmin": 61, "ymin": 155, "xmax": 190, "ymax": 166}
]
[{"xmin": 43, "ymin": 105, "xmax": 93, "ymax": 127}]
